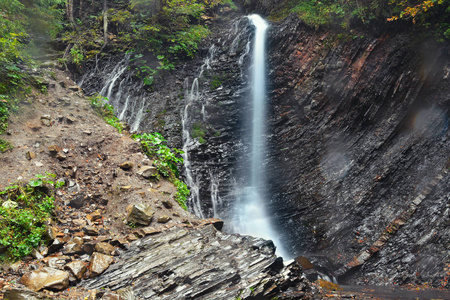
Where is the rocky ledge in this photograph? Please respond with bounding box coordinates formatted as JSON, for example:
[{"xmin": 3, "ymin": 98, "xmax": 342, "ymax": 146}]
[{"xmin": 83, "ymin": 223, "xmax": 314, "ymax": 300}]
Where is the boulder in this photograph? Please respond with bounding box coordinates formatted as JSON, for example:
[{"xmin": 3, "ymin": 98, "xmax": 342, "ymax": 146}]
[
  {"xmin": 119, "ymin": 161, "xmax": 134, "ymax": 170},
  {"xmin": 47, "ymin": 144, "xmax": 61, "ymax": 154},
  {"xmin": 126, "ymin": 204, "xmax": 154, "ymax": 226},
  {"xmin": 56, "ymin": 152, "xmax": 67, "ymax": 161},
  {"xmin": 20, "ymin": 267, "xmax": 69, "ymax": 291},
  {"xmin": 62, "ymin": 237, "xmax": 84, "ymax": 255},
  {"xmin": 136, "ymin": 166, "xmax": 158, "ymax": 179},
  {"xmin": 3, "ymin": 288, "xmax": 41, "ymax": 300},
  {"xmin": 89, "ymin": 252, "xmax": 113, "ymax": 277},
  {"xmin": 64, "ymin": 261, "xmax": 87, "ymax": 280},
  {"xmin": 43, "ymin": 226, "xmax": 58, "ymax": 244},
  {"xmin": 157, "ymin": 215, "xmax": 171, "ymax": 224},
  {"xmin": 40, "ymin": 115, "xmax": 52, "ymax": 127},
  {"xmin": 161, "ymin": 199, "xmax": 173, "ymax": 209},
  {"xmin": 26, "ymin": 151, "xmax": 36, "ymax": 160},
  {"xmin": 83, "ymin": 225, "xmax": 99, "ymax": 236},
  {"xmin": 46, "ymin": 256, "xmax": 71, "ymax": 269},
  {"xmin": 94, "ymin": 242, "xmax": 116, "ymax": 256}
]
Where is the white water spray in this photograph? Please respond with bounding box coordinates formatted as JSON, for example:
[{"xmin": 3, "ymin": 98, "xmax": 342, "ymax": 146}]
[{"xmin": 234, "ymin": 15, "xmax": 288, "ymax": 258}]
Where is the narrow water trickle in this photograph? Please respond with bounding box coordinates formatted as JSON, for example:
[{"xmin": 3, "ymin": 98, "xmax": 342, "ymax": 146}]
[{"xmin": 233, "ymin": 15, "xmax": 288, "ymax": 258}]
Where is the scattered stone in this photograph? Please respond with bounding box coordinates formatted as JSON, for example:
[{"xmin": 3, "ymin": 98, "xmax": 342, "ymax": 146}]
[
  {"xmin": 3, "ymin": 288, "xmax": 42, "ymax": 300},
  {"xmin": 101, "ymin": 292, "xmax": 121, "ymax": 300},
  {"xmin": 47, "ymin": 237, "xmax": 70, "ymax": 254},
  {"xmin": 157, "ymin": 215, "xmax": 171, "ymax": 224},
  {"xmin": 2, "ymin": 200, "xmax": 18, "ymax": 209},
  {"xmin": 126, "ymin": 204, "xmax": 154, "ymax": 226},
  {"xmin": 56, "ymin": 152, "xmax": 67, "ymax": 161},
  {"xmin": 95, "ymin": 242, "xmax": 115, "ymax": 256},
  {"xmin": 88, "ymin": 211, "xmax": 103, "ymax": 222},
  {"xmin": 82, "ymin": 241, "xmax": 96, "ymax": 255},
  {"xmin": 119, "ymin": 161, "xmax": 134, "ymax": 170},
  {"xmin": 83, "ymin": 130, "xmax": 92, "ymax": 135},
  {"xmin": 110, "ymin": 237, "xmax": 128, "ymax": 248},
  {"xmin": 136, "ymin": 166, "xmax": 158, "ymax": 179},
  {"xmin": 34, "ymin": 161, "xmax": 44, "ymax": 167},
  {"xmin": 31, "ymin": 249, "xmax": 44, "ymax": 260},
  {"xmin": 9, "ymin": 261, "xmax": 22, "ymax": 273},
  {"xmin": 21, "ymin": 267, "xmax": 69, "ymax": 291},
  {"xmin": 89, "ymin": 252, "xmax": 113, "ymax": 277},
  {"xmin": 62, "ymin": 237, "xmax": 84, "ymax": 255},
  {"xmin": 69, "ymin": 194, "xmax": 88, "ymax": 209},
  {"xmin": 57, "ymin": 96, "xmax": 71, "ymax": 106},
  {"xmin": 65, "ymin": 116, "xmax": 77, "ymax": 124},
  {"xmin": 68, "ymin": 85, "xmax": 80, "ymax": 92},
  {"xmin": 64, "ymin": 261, "xmax": 87, "ymax": 280},
  {"xmin": 28, "ymin": 124, "xmax": 42, "ymax": 132},
  {"xmin": 26, "ymin": 151, "xmax": 36, "ymax": 160},
  {"xmin": 46, "ymin": 256, "xmax": 70, "ymax": 269},
  {"xmin": 161, "ymin": 199, "xmax": 173, "ymax": 209},
  {"xmin": 43, "ymin": 226, "xmax": 58, "ymax": 244},
  {"xmin": 126, "ymin": 234, "xmax": 138, "ymax": 242},
  {"xmin": 73, "ymin": 219, "xmax": 87, "ymax": 227},
  {"xmin": 84, "ymin": 225, "xmax": 99, "ymax": 236},
  {"xmin": 40, "ymin": 115, "xmax": 52, "ymax": 127},
  {"xmin": 48, "ymin": 144, "xmax": 61, "ymax": 154},
  {"xmin": 38, "ymin": 245, "xmax": 48, "ymax": 257},
  {"xmin": 120, "ymin": 185, "xmax": 132, "ymax": 191}
]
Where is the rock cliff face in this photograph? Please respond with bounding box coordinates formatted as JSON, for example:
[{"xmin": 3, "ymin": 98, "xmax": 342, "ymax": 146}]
[
  {"xmin": 76, "ymin": 8, "xmax": 449, "ymax": 288},
  {"xmin": 266, "ymin": 15, "xmax": 449, "ymax": 286}
]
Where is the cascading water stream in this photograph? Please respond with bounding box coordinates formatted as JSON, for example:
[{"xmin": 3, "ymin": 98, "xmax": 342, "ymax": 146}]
[{"xmin": 234, "ymin": 15, "xmax": 288, "ymax": 258}]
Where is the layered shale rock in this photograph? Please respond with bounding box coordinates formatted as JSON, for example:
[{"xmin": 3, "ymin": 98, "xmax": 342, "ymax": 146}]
[
  {"xmin": 266, "ymin": 15, "xmax": 450, "ymax": 286},
  {"xmin": 83, "ymin": 224, "xmax": 314, "ymax": 299}
]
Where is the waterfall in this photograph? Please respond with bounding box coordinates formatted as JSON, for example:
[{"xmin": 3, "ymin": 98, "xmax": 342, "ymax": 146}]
[
  {"xmin": 78, "ymin": 54, "xmax": 148, "ymax": 132},
  {"xmin": 234, "ymin": 15, "xmax": 288, "ymax": 258}
]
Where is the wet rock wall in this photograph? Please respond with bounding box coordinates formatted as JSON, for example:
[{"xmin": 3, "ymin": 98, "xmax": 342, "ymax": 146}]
[{"xmin": 266, "ymin": 15, "xmax": 450, "ymax": 286}]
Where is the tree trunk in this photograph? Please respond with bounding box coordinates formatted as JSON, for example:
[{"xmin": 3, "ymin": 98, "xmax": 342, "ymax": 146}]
[
  {"xmin": 66, "ymin": 0, "xmax": 75, "ymax": 27},
  {"xmin": 103, "ymin": 0, "xmax": 108, "ymax": 45}
]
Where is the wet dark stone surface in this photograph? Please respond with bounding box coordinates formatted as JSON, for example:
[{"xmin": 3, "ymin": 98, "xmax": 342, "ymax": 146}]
[{"xmin": 266, "ymin": 15, "xmax": 449, "ymax": 286}]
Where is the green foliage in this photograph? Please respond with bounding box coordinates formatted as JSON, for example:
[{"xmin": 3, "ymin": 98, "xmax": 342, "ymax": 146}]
[
  {"xmin": 174, "ymin": 179, "xmax": 189, "ymax": 210},
  {"xmin": 191, "ymin": 121, "xmax": 206, "ymax": 144},
  {"xmin": 157, "ymin": 55, "xmax": 175, "ymax": 71},
  {"xmin": 70, "ymin": 45, "xmax": 85, "ymax": 66},
  {"xmin": 136, "ymin": 132, "xmax": 184, "ymax": 177},
  {"xmin": 0, "ymin": 173, "xmax": 60, "ymax": 261},
  {"xmin": 89, "ymin": 94, "xmax": 124, "ymax": 133},
  {"xmin": 133, "ymin": 132, "xmax": 190, "ymax": 209},
  {"xmin": 210, "ymin": 76, "xmax": 222, "ymax": 90},
  {"xmin": 168, "ymin": 25, "xmax": 211, "ymax": 58},
  {"xmin": 0, "ymin": 139, "xmax": 13, "ymax": 153},
  {"xmin": 270, "ymin": 0, "xmax": 450, "ymax": 39}
]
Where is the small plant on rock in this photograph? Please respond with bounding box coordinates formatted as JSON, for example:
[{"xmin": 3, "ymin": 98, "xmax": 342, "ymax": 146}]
[
  {"xmin": 89, "ymin": 94, "xmax": 124, "ymax": 133},
  {"xmin": 133, "ymin": 132, "xmax": 190, "ymax": 210}
]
